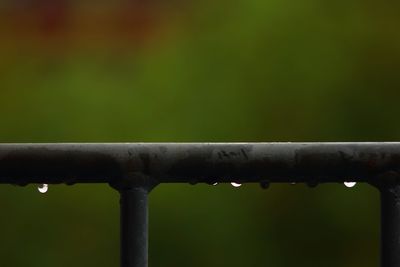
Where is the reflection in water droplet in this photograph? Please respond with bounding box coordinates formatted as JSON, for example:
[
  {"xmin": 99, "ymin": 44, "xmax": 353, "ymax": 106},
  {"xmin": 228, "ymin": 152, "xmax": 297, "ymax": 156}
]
[
  {"xmin": 344, "ymin": 182, "xmax": 357, "ymax": 188},
  {"xmin": 231, "ymin": 182, "xmax": 242, "ymax": 187},
  {"xmin": 212, "ymin": 182, "xmax": 218, "ymax": 186},
  {"xmin": 38, "ymin": 184, "xmax": 48, "ymax": 194}
]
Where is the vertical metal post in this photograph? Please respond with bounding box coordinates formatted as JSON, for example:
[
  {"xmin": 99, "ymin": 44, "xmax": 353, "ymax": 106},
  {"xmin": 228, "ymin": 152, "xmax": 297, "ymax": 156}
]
[
  {"xmin": 380, "ymin": 183, "xmax": 400, "ymax": 267},
  {"xmin": 120, "ymin": 187, "xmax": 148, "ymax": 267}
]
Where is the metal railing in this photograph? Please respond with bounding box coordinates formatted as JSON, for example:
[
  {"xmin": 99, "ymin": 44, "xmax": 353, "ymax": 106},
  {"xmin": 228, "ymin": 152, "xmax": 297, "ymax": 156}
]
[{"xmin": 0, "ymin": 142, "xmax": 399, "ymax": 267}]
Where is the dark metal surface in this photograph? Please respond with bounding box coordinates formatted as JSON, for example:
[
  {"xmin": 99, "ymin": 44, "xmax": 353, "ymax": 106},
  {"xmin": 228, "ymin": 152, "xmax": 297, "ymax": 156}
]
[
  {"xmin": 0, "ymin": 142, "xmax": 400, "ymax": 185},
  {"xmin": 380, "ymin": 183, "xmax": 400, "ymax": 267},
  {"xmin": 120, "ymin": 187, "xmax": 148, "ymax": 267},
  {"xmin": 0, "ymin": 142, "xmax": 399, "ymax": 267}
]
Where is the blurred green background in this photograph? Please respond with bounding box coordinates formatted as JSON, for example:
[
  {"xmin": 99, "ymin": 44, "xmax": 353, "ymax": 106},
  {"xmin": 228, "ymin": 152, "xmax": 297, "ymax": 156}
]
[{"xmin": 0, "ymin": 0, "xmax": 399, "ymax": 266}]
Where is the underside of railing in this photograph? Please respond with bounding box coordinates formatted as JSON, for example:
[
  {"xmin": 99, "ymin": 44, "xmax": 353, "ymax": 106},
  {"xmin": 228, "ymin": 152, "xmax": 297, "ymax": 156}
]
[{"xmin": 0, "ymin": 142, "xmax": 399, "ymax": 267}]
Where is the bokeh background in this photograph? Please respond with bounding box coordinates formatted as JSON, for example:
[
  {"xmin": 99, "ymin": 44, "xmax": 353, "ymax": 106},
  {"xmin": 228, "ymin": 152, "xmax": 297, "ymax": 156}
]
[{"xmin": 0, "ymin": 0, "xmax": 399, "ymax": 266}]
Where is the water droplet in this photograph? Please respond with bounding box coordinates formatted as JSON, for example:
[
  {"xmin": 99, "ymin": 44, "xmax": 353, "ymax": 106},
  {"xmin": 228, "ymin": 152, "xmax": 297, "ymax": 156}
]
[
  {"xmin": 189, "ymin": 179, "xmax": 198, "ymax": 185},
  {"xmin": 307, "ymin": 181, "xmax": 318, "ymax": 188},
  {"xmin": 212, "ymin": 182, "xmax": 218, "ymax": 186},
  {"xmin": 344, "ymin": 181, "xmax": 356, "ymax": 188},
  {"xmin": 231, "ymin": 182, "xmax": 242, "ymax": 187},
  {"xmin": 260, "ymin": 180, "xmax": 270, "ymax": 189},
  {"xmin": 38, "ymin": 184, "xmax": 48, "ymax": 194}
]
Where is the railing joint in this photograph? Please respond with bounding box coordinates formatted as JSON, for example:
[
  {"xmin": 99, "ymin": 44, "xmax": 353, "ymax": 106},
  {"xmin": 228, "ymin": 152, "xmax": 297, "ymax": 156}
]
[{"xmin": 109, "ymin": 172, "xmax": 158, "ymax": 193}]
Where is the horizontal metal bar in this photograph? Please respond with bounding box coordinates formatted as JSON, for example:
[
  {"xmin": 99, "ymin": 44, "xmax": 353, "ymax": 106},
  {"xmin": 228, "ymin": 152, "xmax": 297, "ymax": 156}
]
[{"xmin": 0, "ymin": 142, "xmax": 399, "ymax": 185}]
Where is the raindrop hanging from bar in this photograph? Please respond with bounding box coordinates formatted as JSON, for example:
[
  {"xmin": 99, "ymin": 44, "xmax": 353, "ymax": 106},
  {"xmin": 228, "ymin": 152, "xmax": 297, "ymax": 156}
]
[
  {"xmin": 344, "ymin": 182, "xmax": 356, "ymax": 188},
  {"xmin": 231, "ymin": 182, "xmax": 242, "ymax": 187},
  {"xmin": 38, "ymin": 184, "xmax": 48, "ymax": 194}
]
